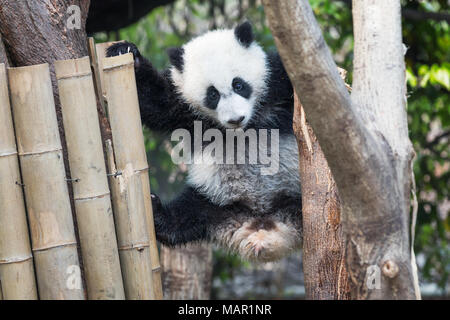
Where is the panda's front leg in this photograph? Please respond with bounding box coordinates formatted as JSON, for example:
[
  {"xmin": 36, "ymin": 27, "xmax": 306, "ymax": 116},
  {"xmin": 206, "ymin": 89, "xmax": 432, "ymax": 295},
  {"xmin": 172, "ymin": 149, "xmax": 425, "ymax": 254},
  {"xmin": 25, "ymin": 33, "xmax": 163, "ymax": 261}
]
[
  {"xmin": 150, "ymin": 186, "xmax": 217, "ymax": 246},
  {"xmin": 106, "ymin": 42, "xmax": 189, "ymax": 133}
]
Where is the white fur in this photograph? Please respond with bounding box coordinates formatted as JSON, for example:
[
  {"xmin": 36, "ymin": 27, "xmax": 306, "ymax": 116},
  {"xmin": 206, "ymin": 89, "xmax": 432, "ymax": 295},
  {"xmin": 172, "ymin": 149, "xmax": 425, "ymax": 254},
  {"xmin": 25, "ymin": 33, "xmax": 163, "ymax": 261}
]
[
  {"xmin": 217, "ymin": 94, "xmax": 255, "ymax": 127},
  {"xmin": 215, "ymin": 219, "xmax": 301, "ymax": 262},
  {"xmin": 171, "ymin": 28, "xmax": 268, "ymax": 128},
  {"xmin": 187, "ymin": 135, "xmax": 301, "ymax": 207}
]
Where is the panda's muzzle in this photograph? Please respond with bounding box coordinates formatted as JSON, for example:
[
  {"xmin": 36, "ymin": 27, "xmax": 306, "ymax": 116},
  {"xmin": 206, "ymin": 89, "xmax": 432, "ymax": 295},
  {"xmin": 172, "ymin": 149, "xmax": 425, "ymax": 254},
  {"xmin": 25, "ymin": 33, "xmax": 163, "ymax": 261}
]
[{"xmin": 227, "ymin": 116, "xmax": 245, "ymax": 126}]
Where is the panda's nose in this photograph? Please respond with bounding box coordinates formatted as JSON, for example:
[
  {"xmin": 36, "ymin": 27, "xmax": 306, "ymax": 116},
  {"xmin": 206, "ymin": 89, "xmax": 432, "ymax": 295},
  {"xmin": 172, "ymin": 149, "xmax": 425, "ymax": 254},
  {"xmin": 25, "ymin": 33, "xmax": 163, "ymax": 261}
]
[{"xmin": 227, "ymin": 116, "xmax": 245, "ymax": 126}]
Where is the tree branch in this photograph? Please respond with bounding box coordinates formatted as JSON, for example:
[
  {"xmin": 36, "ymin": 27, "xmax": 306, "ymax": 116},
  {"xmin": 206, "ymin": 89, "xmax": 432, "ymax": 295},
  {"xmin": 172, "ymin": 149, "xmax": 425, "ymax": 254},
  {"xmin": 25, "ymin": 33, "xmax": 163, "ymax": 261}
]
[
  {"xmin": 402, "ymin": 8, "xmax": 450, "ymax": 23},
  {"xmin": 262, "ymin": 0, "xmax": 384, "ymax": 211},
  {"xmin": 340, "ymin": 0, "xmax": 450, "ymax": 23},
  {"xmin": 425, "ymin": 130, "xmax": 450, "ymax": 148},
  {"xmin": 263, "ymin": 0, "xmax": 419, "ymax": 299},
  {"xmin": 86, "ymin": 0, "xmax": 176, "ymax": 34}
]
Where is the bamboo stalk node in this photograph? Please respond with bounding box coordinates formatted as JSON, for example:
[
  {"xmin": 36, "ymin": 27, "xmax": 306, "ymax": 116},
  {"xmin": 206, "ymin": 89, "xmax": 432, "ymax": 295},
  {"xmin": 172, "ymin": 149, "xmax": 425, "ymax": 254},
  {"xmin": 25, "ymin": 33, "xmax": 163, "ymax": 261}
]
[
  {"xmin": 0, "ymin": 254, "xmax": 33, "ymax": 265},
  {"xmin": 118, "ymin": 243, "xmax": 151, "ymax": 251},
  {"xmin": 0, "ymin": 151, "xmax": 18, "ymax": 157},
  {"xmin": 18, "ymin": 147, "xmax": 63, "ymax": 157},
  {"xmin": 75, "ymin": 191, "xmax": 110, "ymax": 202},
  {"xmin": 31, "ymin": 241, "xmax": 78, "ymax": 252}
]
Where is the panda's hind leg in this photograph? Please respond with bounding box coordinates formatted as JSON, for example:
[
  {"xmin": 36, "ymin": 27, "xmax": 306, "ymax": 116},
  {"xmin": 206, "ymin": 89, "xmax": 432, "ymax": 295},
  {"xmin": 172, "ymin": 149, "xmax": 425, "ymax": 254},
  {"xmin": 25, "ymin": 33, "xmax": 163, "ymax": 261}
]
[{"xmin": 214, "ymin": 208, "xmax": 302, "ymax": 262}]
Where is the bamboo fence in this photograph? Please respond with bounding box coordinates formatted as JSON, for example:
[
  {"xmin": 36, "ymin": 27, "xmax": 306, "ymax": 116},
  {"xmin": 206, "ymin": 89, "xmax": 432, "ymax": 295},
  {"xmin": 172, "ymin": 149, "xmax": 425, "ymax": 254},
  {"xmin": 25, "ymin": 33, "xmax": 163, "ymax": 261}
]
[
  {"xmin": 55, "ymin": 57, "xmax": 125, "ymax": 300},
  {"xmin": 0, "ymin": 63, "xmax": 38, "ymax": 299},
  {"xmin": 0, "ymin": 40, "xmax": 161, "ymax": 299},
  {"xmin": 8, "ymin": 63, "xmax": 84, "ymax": 300},
  {"xmin": 102, "ymin": 52, "xmax": 162, "ymax": 299}
]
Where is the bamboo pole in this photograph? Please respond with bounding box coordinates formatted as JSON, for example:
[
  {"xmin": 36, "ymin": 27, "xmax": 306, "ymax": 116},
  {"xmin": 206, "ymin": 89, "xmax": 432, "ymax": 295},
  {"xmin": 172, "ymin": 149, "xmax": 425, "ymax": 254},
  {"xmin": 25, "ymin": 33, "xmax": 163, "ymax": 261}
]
[
  {"xmin": 55, "ymin": 57, "xmax": 125, "ymax": 300},
  {"xmin": 8, "ymin": 63, "xmax": 84, "ymax": 300},
  {"xmin": 102, "ymin": 53, "xmax": 162, "ymax": 299},
  {"xmin": 0, "ymin": 63, "xmax": 38, "ymax": 300},
  {"xmin": 104, "ymin": 139, "xmax": 154, "ymax": 299},
  {"xmin": 96, "ymin": 41, "xmax": 119, "ymax": 99},
  {"xmin": 87, "ymin": 38, "xmax": 106, "ymax": 114}
]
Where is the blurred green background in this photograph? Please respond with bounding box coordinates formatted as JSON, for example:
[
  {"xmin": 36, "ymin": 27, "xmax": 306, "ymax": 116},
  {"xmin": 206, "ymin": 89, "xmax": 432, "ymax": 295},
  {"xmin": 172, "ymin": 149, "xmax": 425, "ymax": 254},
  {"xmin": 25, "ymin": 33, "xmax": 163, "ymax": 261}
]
[{"xmin": 94, "ymin": 0, "xmax": 449, "ymax": 298}]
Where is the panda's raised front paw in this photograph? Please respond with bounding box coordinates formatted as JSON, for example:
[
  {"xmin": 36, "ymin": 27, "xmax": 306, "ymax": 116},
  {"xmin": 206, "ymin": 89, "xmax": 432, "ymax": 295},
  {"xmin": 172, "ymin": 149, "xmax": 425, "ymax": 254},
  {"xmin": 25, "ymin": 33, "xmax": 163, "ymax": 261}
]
[{"xmin": 106, "ymin": 41, "xmax": 142, "ymax": 67}]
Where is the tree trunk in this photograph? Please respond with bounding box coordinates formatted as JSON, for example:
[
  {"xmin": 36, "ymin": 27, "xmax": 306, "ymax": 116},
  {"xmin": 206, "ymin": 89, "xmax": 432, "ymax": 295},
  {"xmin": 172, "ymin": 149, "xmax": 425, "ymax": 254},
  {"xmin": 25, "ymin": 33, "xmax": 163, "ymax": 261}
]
[
  {"xmin": 161, "ymin": 244, "xmax": 212, "ymax": 299},
  {"xmin": 263, "ymin": 0, "xmax": 420, "ymax": 299},
  {"xmin": 294, "ymin": 92, "xmax": 351, "ymax": 300},
  {"xmin": 0, "ymin": 0, "xmax": 92, "ymax": 297}
]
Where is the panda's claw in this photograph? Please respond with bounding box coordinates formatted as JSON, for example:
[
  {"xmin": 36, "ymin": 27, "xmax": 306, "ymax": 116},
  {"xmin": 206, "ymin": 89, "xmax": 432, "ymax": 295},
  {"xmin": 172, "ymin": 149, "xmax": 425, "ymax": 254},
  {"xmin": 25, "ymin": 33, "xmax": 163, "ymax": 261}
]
[{"xmin": 106, "ymin": 42, "xmax": 142, "ymax": 67}]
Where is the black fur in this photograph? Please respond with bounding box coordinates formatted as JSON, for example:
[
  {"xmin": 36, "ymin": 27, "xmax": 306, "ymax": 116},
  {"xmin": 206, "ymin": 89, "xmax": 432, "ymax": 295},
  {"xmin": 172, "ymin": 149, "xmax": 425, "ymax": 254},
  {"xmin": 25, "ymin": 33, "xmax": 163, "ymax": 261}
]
[
  {"xmin": 167, "ymin": 47, "xmax": 184, "ymax": 72},
  {"xmin": 107, "ymin": 41, "xmax": 142, "ymax": 67},
  {"xmin": 232, "ymin": 77, "xmax": 252, "ymax": 99},
  {"xmin": 234, "ymin": 21, "xmax": 254, "ymax": 48},
  {"xmin": 106, "ymin": 38, "xmax": 297, "ymax": 248},
  {"xmin": 204, "ymin": 86, "xmax": 220, "ymax": 110},
  {"xmin": 151, "ymin": 188, "xmax": 301, "ymax": 247}
]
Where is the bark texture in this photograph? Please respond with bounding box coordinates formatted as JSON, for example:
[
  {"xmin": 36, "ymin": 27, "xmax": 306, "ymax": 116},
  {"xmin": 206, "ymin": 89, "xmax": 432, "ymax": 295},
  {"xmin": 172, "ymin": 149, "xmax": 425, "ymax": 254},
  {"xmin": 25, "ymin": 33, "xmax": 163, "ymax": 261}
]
[
  {"xmin": 294, "ymin": 93, "xmax": 350, "ymax": 300},
  {"xmin": 161, "ymin": 244, "xmax": 213, "ymax": 300},
  {"xmin": 263, "ymin": 0, "xmax": 420, "ymax": 299},
  {"xmin": 0, "ymin": 34, "xmax": 9, "ymax": 66}
]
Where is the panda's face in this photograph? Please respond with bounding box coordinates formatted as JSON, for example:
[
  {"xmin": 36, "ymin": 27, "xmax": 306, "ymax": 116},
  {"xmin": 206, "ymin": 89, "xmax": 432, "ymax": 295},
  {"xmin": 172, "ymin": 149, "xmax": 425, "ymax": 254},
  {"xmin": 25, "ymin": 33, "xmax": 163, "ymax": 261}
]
[
  {"xmin": 203, "ymin": 76, "xmax": 255, "ymax": 128},
  {"xmin": 170, "ymin": 22, "xmax": 268, "ymax": 129}
]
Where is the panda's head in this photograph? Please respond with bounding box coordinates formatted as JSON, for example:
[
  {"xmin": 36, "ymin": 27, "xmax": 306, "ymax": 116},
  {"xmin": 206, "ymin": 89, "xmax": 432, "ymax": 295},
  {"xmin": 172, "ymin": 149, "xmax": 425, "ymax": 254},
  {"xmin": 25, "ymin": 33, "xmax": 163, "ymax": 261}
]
[{"xmin": 169, "ymin": 22, "xmax": 268, "ymax": 129}]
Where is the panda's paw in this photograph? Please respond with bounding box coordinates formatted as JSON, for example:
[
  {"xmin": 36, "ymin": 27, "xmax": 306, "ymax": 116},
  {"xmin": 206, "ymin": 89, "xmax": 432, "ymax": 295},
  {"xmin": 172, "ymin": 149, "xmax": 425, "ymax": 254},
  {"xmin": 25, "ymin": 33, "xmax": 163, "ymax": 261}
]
[
  {"xmin": 230, "ymin": 218, "xmax": 301, "ymax": 262},
  {"xmin": 106, "ymin": 41, "xmax": 142, "ymax": 67}
]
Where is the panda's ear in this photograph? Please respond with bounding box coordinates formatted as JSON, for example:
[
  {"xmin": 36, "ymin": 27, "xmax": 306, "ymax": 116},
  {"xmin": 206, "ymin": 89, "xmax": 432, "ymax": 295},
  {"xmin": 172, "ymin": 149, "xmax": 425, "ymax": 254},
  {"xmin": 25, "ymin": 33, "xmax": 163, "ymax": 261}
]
[
  {"xmin": 167, "ymin": 47, "xmax": 184, "ymax": 72},
  {"xmin": 234, "ymin": 21, "xmax": 254, "ymax": 48}
]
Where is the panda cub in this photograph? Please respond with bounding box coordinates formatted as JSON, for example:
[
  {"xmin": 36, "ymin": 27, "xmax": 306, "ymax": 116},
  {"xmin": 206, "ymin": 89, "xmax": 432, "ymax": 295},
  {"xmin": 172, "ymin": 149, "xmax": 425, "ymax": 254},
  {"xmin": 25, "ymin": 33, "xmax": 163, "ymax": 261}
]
[{"xmin": 107, "ymin": 22, "xmax": 302, "ymax": 262}]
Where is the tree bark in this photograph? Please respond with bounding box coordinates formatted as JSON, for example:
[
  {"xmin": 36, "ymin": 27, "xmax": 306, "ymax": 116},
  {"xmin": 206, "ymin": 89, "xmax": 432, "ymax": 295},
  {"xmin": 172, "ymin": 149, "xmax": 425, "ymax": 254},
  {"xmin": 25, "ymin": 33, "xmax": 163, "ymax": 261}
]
[
  {"xmin": 263, "ymin": 0, "xmax": 420, "ymax": 299},
  {"xmin": 0, "ymin": 0, "xmax": 92, "ymax": 297},
  {"xmin": 0, "ymin": 34, "xmax": 10, "ymax": 66},
  {"xmin": 294, "ymin": 91, "xmax": 351, "ymax": 300},
  {"xmin": 161, "ymin": 244, "xmax": 213, "ymax": 300}
]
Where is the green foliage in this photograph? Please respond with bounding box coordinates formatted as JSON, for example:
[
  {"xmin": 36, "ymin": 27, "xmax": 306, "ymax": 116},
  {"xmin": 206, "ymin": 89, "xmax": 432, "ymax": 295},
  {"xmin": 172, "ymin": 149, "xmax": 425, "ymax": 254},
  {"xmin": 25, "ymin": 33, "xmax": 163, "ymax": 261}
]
[{"xmin": 98, "ymin": 0, "xmax": 450, "ymax": 294}]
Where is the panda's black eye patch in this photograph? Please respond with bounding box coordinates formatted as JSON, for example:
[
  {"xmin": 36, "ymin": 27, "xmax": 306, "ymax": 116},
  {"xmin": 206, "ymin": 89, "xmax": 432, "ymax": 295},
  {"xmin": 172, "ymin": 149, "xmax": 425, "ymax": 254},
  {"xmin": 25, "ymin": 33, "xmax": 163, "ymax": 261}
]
[
  {"xmin": 205, "ymin": 86, "xmax": 220, "ymax": 109},
  {"xmin": 232, "ymin": 77, "xmax": 252, "ymax": 99}
]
